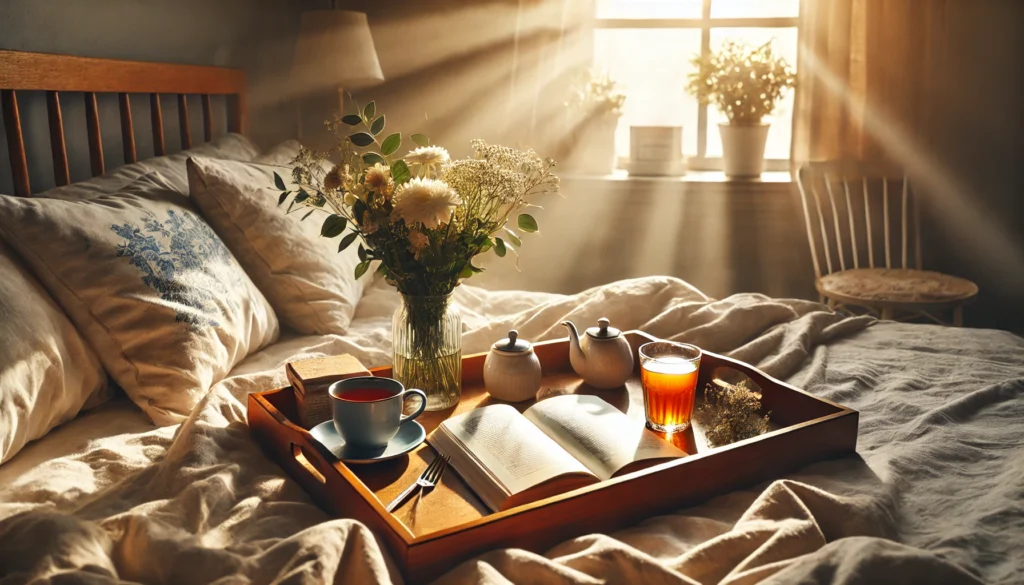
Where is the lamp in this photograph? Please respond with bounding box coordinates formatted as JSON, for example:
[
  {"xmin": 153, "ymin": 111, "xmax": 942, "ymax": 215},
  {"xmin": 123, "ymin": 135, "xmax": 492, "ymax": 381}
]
[{"xmin": 291, "ymin": 9, "xmax": 384, "ymax": 136}]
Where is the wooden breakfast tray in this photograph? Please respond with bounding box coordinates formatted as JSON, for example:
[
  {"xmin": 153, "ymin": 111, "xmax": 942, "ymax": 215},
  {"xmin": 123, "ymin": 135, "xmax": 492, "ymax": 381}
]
[{"xmin": 247, "ymin": 331, "xmax": 858, "ymax": 583}]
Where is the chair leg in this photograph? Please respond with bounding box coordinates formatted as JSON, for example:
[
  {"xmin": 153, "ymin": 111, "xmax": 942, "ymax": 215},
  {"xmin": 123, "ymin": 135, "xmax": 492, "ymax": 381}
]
[{"xmin": 953, "ymin": 305, "xmax": 964, "ymax": 327}]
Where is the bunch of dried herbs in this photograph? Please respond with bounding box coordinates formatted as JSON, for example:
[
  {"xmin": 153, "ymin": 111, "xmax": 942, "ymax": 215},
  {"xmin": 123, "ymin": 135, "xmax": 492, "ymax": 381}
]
[{"xmin": 695, "ymin": 380, "xmax": 770, "ymax": 447}]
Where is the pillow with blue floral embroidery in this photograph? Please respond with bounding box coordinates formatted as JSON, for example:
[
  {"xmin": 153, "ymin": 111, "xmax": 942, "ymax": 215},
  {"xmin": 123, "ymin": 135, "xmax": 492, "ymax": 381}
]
[{"xmin": 0, "ymin": 172, "xmax": 279, "ymax": 425}]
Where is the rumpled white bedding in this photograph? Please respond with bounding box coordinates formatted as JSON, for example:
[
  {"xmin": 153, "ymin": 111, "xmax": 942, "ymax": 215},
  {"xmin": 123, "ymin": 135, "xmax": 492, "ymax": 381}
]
[{"xmin": 1, "ymin": 276, "xmax": 1022, "ymax": 584}]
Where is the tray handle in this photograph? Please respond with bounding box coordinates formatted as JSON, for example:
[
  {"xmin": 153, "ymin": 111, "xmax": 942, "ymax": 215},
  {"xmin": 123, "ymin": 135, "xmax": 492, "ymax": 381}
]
[{"xmin": 292, "ymin": 443, "xmax": 327, "ymax": 484}]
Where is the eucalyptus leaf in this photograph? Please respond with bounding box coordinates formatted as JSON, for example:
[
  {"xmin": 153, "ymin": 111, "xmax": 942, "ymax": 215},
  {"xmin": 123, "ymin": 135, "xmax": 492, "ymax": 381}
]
[
  {"xmin": 380, "ymin": 133, "xmax": 402, "ymax": 156},
  {"xmin": 411, "ymin": 133, "xmax": 429, "ymax": 147},
  {"xmin": 459, "ymin": 265, "xmax": 474, "ymax": 279},
  {"xmin": 504, "ymin": 229, "xmax": 523, "ymax": 248},
  {"xmin": 294, "ymin": 190, "xmax": 310, "ymax": 204},
  {"xmin": 348, "ymin": 132, "xmax": 375, "ymax": 147},
  {"xmin": 362, "ymin": 152, "xmax": 386, "ymax": 166},
  {"xmin": 357, "ymin": 244, "xmax": 367, "ymax": 262},
  {"xmin": 341, "ymin": 114, "xmax": 362, "ymax": 126},
  {"xmin": 338, "ymin": 231, "xmax": 359, "ymax": 252},
  {"xmin": 494, "ymin": 237, "xmax": 507, "ymax": 257},
  {"xmin": 354, "ymin": 261, "xmax": 370, "ymax": 279},
  {"xmin": 363, "ymin": 101, "xmax": 375, "ymax": 121},
  {"xmin": 320, "ymin": 214, "xmax": 347, "ymax": 238},
  {"xmin": 370, "ymin": 115, "xmax": 386, "ymax": 135},
  {"xmin": 517, "ymin": 213, "xmax": 539, "ymax": 233},
  {"xmin": 390, "ymin": 160, "xmax": 411, "ymax": 185},
  {"xmin": 300, "ymin": 210, "xmax": 315, "ymax": 222},
  {"xmin": 273, "ymin": 172, "xmax": 286, "ymax": 191},
  {"xmin": 277, "ymin": 191, "xmax": 290, "ymax": 206}
]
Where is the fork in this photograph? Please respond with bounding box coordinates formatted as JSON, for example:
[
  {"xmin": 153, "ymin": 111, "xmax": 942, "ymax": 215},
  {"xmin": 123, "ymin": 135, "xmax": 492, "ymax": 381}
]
[{"xmin": 385, "ymin": 454, "xmax": 450, "ymax": 512}]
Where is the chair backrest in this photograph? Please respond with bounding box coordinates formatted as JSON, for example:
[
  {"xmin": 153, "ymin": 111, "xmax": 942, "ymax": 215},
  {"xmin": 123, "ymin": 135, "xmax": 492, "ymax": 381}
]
[{"xmin": 796, "ymin": 160, "xmax": 922, "ymax": 280}]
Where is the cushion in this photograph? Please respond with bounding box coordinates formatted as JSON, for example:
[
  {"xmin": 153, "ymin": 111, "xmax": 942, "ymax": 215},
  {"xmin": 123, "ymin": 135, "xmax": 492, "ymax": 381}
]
[
  {"xmin": 0, "ymin": 172, "xmax": 279, "ymax": 425},
  {"xmin": 819, "ymin": 268, "xmax": 979, "ymax": 304},
  {"xmin": 186, "ymin": 147, "xmax": 365, "ymax": 335},
  {"xmin": 42, "ymin": 133, "xmax": 260, "ymax": 202},
  {"xmin": 0, "ymin": 243, "xmax": 110, "ymax": 463}
]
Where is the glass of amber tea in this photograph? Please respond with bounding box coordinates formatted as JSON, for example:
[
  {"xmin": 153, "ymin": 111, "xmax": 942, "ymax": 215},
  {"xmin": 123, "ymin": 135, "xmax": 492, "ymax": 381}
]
[{"xmin": 639, "ymin": 341, "xmax": 702, "ymax": 433}]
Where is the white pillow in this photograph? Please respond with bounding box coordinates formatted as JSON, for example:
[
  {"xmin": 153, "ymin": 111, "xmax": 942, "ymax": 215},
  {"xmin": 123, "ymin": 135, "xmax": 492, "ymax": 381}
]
[
  {"xmin": 42, "ymin": 133, "xmax": 260, "ymax": 202},
  {"xmin": 0, "ymin": 244, "xmax": 110, "ymax": 463},
  {"xmin": 0, "ymin": 172, "xmax": 279, "ymax": 425},
  {"xmin": 186, "ymin": 150, "xmax": 365, "ymax": 335}
]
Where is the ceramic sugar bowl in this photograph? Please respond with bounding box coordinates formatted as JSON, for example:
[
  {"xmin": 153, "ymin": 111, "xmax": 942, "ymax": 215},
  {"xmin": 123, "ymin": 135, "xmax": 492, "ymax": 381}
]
[{"xmin": 483, "ymin": 330, "xmax": 543, "ymax": 402}]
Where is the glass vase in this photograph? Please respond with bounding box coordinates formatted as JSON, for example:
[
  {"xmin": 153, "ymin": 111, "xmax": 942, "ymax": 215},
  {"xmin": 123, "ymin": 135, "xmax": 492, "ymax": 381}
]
[{"xmin": 392, "ymin": 293, "xmax": 462, "ymax": 411}]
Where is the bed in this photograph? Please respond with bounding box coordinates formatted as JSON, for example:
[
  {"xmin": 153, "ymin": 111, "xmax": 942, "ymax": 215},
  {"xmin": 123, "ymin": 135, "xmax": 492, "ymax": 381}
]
[{"xmin": 1, "ymin": 51, "xmax": 1022, "ymax": 585}]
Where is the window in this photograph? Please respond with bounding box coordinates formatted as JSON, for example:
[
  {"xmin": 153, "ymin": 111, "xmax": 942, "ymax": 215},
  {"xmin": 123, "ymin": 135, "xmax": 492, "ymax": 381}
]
[{"xmin": 594, "ymin": 0, "xmax": 799, "ymax": 171}]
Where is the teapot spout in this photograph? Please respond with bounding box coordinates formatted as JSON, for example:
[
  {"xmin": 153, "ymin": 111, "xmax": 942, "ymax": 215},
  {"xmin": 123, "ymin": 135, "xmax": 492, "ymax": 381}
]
[{"xmin": 562, "ymin": 321, "xmax": 585, "ymax": 364}]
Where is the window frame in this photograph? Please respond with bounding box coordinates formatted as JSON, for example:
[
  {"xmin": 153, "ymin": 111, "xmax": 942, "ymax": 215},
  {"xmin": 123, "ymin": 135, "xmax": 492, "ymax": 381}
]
[{"xmin": 595, "ymin": 1, "xmax": 800, "ymax": 172}]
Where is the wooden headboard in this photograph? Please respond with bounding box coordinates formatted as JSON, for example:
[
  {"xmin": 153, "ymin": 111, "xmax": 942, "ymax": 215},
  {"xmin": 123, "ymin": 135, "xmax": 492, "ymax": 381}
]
[{"xmin": 0, "ymin": 50, "xmax": 247, "ymax": 197}]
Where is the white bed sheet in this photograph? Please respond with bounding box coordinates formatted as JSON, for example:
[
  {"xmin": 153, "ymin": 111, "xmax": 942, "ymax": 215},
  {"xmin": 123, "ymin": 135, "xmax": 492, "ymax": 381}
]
[{"xmin": 0, "ymin": 277, "xmax": 1020, "ymax": 585}]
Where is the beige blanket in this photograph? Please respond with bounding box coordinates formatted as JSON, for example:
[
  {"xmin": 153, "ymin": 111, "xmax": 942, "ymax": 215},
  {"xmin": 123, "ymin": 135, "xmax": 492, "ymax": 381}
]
[{"xmin": 2, "ymin": 276, "xmax": 1020, "ymax": 584}]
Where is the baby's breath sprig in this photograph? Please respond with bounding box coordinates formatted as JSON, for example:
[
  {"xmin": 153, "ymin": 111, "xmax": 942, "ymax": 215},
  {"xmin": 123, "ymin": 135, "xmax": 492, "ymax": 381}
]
[{"xmin": 686, "ymin": 39, "xmax": 796, "ymax": 125}]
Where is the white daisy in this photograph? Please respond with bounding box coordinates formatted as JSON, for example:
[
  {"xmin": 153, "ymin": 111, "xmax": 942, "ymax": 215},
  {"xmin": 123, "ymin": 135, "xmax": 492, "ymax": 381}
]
[
  {"xmin": 404, "ymin": 146, "xmax": 450, "ymax": 167},
  {"xmin": 390, "ymin": 177, "xmax": 461, "ymax": 229},
  {"xmin": 363, "ymin": 163, "xmax": 393, "ymax": 194}
]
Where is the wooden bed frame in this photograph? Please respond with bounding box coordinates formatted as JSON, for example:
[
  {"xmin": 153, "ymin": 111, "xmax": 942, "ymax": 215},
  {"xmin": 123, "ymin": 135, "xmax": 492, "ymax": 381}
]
[{"xmin": 0, "ymin": 50, "xmax": 247, "ymax": 197}]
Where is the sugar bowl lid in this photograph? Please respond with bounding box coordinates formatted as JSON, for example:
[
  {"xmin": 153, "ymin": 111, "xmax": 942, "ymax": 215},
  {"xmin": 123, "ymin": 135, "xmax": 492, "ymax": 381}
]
[
  {"xmin": 492, "ymin": 329, "xmax": 532, "ymax": 353},
  {"xmin": 585, "ymin": 318, "xmax": 621, "ymax": 339}
]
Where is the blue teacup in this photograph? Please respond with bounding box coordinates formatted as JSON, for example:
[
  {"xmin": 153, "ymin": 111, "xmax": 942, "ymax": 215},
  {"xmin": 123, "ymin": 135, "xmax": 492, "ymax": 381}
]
[{"xmin": 328, "ymin": 377, "xmax": 427, "ymax": 450}]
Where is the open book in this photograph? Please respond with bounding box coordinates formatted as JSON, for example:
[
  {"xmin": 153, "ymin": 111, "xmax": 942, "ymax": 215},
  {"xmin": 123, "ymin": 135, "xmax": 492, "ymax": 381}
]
[{"xmin": 428, "ymin": 394, "xmax": 688, "ymax": 512}]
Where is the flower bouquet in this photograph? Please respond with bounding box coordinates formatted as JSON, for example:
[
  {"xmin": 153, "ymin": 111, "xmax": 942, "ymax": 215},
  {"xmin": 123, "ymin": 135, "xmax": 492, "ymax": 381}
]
[{"xmin": 273, "ymin": 101, "xmax": 559, "ymax": 409}]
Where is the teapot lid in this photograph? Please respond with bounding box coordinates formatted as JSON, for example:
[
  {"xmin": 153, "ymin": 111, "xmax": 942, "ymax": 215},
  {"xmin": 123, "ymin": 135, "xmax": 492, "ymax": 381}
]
[
  {"xmin": 585, "ymin": 318, "xmax": 621, "ymax": 339},
  {"xmin": 492, "ymin": 329, "xmax": 532, "ymax": 353}
]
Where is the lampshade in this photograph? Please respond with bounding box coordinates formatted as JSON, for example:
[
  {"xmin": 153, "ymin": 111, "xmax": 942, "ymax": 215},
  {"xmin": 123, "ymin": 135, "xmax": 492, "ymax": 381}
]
[{"xmin": 291, "ymin": 10, "xmax": 384, "ymax": 94}]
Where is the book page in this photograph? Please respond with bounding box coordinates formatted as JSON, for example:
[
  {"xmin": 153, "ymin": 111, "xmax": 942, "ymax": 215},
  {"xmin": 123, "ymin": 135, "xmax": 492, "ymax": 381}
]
[
  {"xmin": 437, "ymin": 405, "xmax": 595, "ymax": 498},
  {"xmin": 524, "ymin": 395, "xmax": 687, "ymax": 480}
]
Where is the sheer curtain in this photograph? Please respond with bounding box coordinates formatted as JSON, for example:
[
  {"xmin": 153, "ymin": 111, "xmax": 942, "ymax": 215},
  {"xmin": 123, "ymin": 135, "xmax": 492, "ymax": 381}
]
[
  {"xmin": 790, "ymin": 0, "xmax": 1024, "ymax": 330},
  {"xmin": 791, "ymin": 0, "xmax": 948, "ymax": 164}
]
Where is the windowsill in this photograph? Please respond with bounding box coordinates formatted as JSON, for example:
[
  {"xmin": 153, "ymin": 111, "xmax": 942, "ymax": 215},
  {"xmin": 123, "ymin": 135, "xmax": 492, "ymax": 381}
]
[{"xmin": 561, "ymin": 169, "xmax": 793, "ymax": 184}]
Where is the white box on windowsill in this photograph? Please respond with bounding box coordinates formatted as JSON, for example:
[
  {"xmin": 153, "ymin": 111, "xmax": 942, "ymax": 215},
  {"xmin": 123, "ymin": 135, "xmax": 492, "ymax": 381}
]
[{"xmin": 626, "ymin": 126, "xmax": 685, "ymax": 176}]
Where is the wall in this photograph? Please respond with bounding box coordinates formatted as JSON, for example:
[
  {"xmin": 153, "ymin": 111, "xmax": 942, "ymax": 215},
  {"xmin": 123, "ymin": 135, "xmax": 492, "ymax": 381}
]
[
  {"xmin": 914, "ymin": 0, "xmax": 1024, "ymax": 331},
  {"xmin": 0, "ymin": 0, "xmax": 311, "ymax": 193}
]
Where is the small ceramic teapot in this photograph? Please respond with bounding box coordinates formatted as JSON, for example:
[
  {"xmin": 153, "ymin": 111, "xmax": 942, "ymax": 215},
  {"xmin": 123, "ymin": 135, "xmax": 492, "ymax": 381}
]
[
  {"xmin": 562, "ymin": 318, "xmax": 634, "ymax": 389},
  {"xmin": 483, "ymin": 330, "xmax": 543, "ymax": 402}
]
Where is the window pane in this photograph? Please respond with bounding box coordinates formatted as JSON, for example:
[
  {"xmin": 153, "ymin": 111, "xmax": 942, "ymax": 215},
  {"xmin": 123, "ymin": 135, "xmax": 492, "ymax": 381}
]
[
  {"xmin": 593, "ymin": 28, "xmax": 703, "ymax": 160},
  {"xmin": 597, "ymin": 0, "xmax": 703, "ymax": 19},
  {"xmin": 705, "ymin": 27, "xmax": 798, "ymax": 159},
  {"xmin": 711, "ymin": 0, "xmax": 799, "ymax": 18}
]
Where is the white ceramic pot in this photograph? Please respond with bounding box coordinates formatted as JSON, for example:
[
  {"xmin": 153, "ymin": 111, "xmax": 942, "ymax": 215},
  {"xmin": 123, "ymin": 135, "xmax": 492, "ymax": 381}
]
[
  {"xmin": 719, "ymin": 123, "xmax": 770, "ymax": 178},
  {"xmin": 572, "ymin": 118, "xmax": 618, "ymax": 175},
  {"xmin": 483, "ymin": 330, "xmax": 543, "ymax": 402}
]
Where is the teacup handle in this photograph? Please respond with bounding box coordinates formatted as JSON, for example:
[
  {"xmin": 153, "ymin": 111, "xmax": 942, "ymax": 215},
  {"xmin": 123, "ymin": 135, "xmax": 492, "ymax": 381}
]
[{"xmin": 400, "ymin": 389, "xmax": 428, "ymax": 424}]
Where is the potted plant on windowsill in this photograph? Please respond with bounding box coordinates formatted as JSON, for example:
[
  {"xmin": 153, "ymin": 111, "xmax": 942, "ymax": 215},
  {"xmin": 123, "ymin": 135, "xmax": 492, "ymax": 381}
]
[
  {"xmin": 687, "ymin": 40, "xmax": 795, "ymax": 178},
  {"xmin": 566, "ymin": 69, "xmax": 626, "ymax": 175}
]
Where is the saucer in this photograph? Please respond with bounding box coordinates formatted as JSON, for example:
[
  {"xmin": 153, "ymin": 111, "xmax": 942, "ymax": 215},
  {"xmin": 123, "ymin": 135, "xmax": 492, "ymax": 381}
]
[{"xmin": 309, "ymin": 420, "xmax": 426, "ymax": 464}]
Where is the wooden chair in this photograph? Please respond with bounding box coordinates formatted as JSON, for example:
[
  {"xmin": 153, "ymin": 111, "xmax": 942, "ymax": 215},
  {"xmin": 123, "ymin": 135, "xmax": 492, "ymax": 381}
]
[{"xmin": 796, "ymin": 161, "xmax": 978, "ymax": 325}]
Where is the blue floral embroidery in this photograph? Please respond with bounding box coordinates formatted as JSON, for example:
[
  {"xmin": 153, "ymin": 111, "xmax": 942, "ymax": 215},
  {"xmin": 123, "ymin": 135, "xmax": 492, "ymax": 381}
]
[{"xmin": 110, "ymin": 209, "xmax": 241, "ymax": 328}]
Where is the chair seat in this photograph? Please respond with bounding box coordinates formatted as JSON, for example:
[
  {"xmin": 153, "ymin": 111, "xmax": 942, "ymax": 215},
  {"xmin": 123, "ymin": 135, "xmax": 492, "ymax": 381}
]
[{"xmin": 818, "ymin": 268, "xmax": 978, "ymax": 305}]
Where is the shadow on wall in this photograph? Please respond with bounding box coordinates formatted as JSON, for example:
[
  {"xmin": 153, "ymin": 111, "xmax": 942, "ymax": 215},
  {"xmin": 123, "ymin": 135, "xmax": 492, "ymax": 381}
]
[{"xmin": 333, "ymin": 0, "xmax": 594, "ymax": 161}]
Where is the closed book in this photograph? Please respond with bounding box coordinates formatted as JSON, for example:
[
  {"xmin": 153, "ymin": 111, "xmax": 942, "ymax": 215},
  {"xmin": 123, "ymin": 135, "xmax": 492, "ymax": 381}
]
[{"xmin": 286, "ymin": 354, "xmax": 372, "ymax": 428}]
